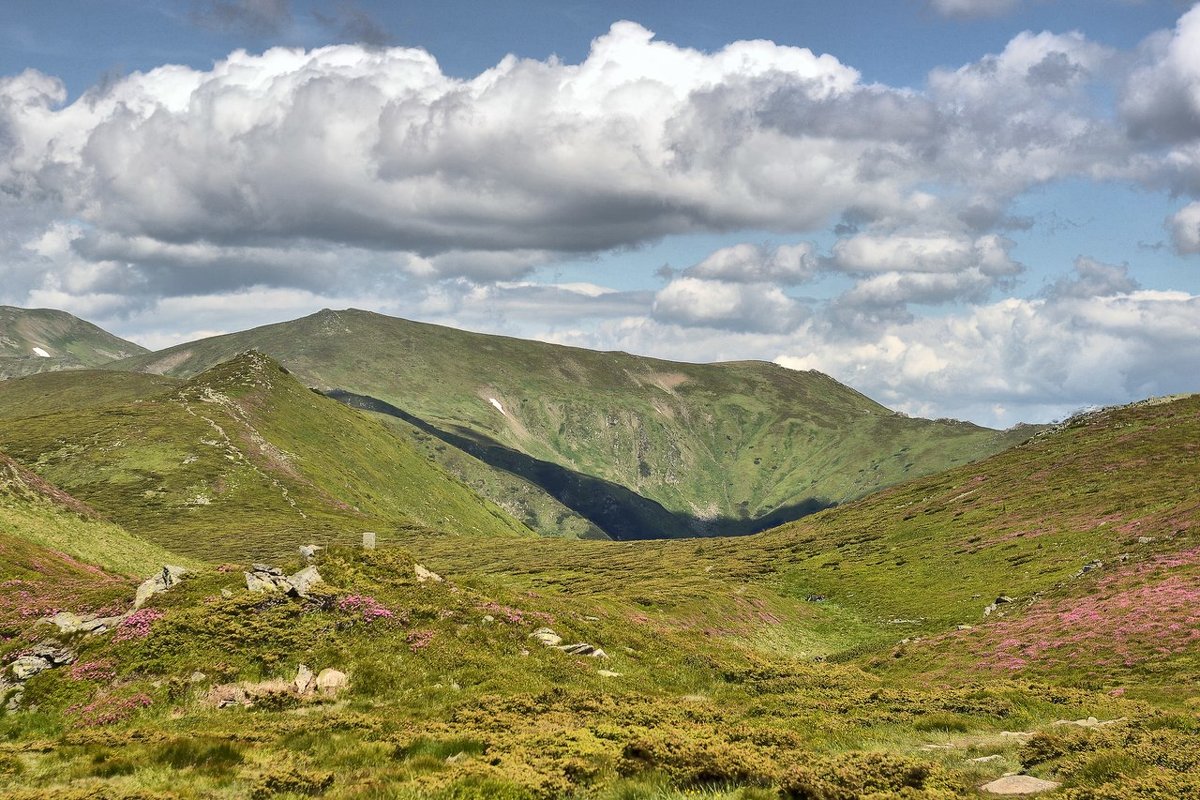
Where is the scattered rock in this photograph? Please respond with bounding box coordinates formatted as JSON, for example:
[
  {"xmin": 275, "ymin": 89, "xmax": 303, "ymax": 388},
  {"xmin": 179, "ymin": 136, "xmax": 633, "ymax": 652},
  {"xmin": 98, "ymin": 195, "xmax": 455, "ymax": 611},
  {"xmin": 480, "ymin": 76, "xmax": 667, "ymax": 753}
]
[
  {"xmin": 298, "ymin": 544, "xmax": 322, "ymax": 560},
  {"xmin": 207, "ymin": 684, "xmax": 250, "ymax": 709},
  {"xmin": 44, "ymin": 611, "xmax": 120, "ymax": 636},
  {"xmin": 315, "ymin": 669, "xmax": 348, "ymax": 695},
  {"xmin": 221, "ymin": 588, "xmax": 233, "ymax": 598},
  {"xmin": 558, "ymin": 643, "xmax": 597, "ymax": 656},
  {"xmin": 134, "ymin": 564, "xmax": 188, "ymax": 608},
  {"xmin": 287, "ymin": 566, "xmax": 324, "ymax": 598},
  {"xmin": 10, "ymin": 656, "xmax": 52, "ymax": 681},
  {"xmin": 530, "ymin": 628, "xmax": 563, "ymax": 647},
  {"xmin": 294, "ymin": 664, "xmax": 314, "ymax": 695},
  {"xmin": 189, "ymin": 671, "xmax": 207, "ymax": 684},
  {"xmin": 1075, "ymin": 560, "xmax": 1103, "ymax": 578},
  {"xmin": 969, "ymin": 754, "xmax": 1005, "ymax": 763},
  {"xmin": 245, "ymin": 571, "xmax": 281, "ymax": 593},
  {"xmin": 597, "ymin": 669, "xmax": 622, "ymax": 678},
  {"xmin": 994, "ymin": 596, "xmax": 1014, "ymax": 604},
  {"xmin": 414, "ymin": 564, "xmax": 443, "ymax": 584},
  {"xmin": 1054, "ymin": 716, "xmax": 1125, "ymax": 728},
  {"xmin": 957, "ymin": 624, "xmax": 974, "ymax": 631},
  {"xmin": 1138, "ymin": 536, "xmax": 1156, "ymax": 545},
  {"xmin": 805, "ymin": 594, "xmax": 827, "ymax": 602},
  {"xmin": 999, "ymin": 731, "xmax": 1034, "ymax": 739},
  {"xmin": 481, "ymin": 615, "xmax": 495, "ymax": 623},
  {"xmin": 362, "ymin": 531, "xmax": 376, "ymax": 550},
  {"xmin": 590, "ymin": 648, "xmax": 609, "ymax": 659},
  {"xmin": 583, "ymin": 615, "xmax": 601, "ymax": 622},
  {"xmin": 980, "ymin": 775, "xmax": 1060, "ymax": 795},
  {"xmin": 252, "ymin": 563, "xmax": 283, "ymax": 576}
]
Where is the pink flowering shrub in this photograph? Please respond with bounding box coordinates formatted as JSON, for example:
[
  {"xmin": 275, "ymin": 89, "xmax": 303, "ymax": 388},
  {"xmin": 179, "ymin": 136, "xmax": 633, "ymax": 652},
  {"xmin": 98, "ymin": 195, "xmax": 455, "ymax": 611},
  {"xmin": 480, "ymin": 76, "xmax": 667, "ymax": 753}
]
[
  {"xmin": 114, "ymin": 609, "xmax": 165, "ymax": 642},
  {"xmin": 70, "ymin": 660, "xmax": 116, "ymax": 682},
  {"xmin": 930, "ymin": 558, "xmax": 1200, "ymax": 674},
  {"xmin": 476, "ymin": 600, "xmax": 554, "ymax": 625},
  {"xmin": 337, "ymin": 594, "xmax": 397, "ymax": 623},
  {"xmin": 406, "ymin": 629, "xmax": 435, "ymax": 652},
  {"xmin": 67, "ymin": 693, "xmax": 153, "ymax": 726}
]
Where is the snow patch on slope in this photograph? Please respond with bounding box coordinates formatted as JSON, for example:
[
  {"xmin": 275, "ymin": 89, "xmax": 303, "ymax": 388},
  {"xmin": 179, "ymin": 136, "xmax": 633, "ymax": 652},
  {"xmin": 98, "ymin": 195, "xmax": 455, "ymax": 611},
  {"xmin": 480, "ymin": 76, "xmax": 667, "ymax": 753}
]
[
  {"xmin": 32, "ymin": 347, "xmax": 50, "ymax": 358},
  {"xmin": 488, "ymin": 398, "xmax": 506, "ymax": 416}
]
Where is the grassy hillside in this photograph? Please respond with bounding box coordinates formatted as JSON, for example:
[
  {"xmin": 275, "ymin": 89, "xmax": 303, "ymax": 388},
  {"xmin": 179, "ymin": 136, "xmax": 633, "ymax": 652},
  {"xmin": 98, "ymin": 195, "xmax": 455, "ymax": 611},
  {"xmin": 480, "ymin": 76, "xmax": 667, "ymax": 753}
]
[
  {"xmin": 0, "ymin": 351, "xmax": 533, "ymax": 562},
  {"xmin": 111, "ymin": 308, "xmax": 1034, "ymax": 539},
  {"xmin": 398, "ymin": 393, "xmax": 1200, "ymax": 697},
  {"xmin": 1, "ymin": 394, "xmax": 1197, "ymax": 797},
  {"xmin": 0, "ymin": 306, "xmax": 147, "ymax": 380},
  {"xmin": 0, "ymin": 450, "xmax": 188, "ymax": 578},
  {"xmin": 0, "ymin": 369, "xmax": 181, "ymax": 421}
]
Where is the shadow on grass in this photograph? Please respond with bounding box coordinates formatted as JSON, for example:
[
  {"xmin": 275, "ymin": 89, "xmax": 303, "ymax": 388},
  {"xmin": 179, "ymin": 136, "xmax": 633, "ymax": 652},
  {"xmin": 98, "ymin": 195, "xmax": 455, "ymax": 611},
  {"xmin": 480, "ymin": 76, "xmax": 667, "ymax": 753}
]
[{"xmin": 326, "ymin": 389, "xmax": 832, "ymax": 541}]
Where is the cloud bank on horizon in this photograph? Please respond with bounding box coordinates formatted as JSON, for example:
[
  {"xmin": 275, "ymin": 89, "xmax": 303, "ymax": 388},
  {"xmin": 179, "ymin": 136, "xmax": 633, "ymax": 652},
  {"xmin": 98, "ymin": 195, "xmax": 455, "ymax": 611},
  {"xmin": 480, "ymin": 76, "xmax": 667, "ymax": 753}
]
[{"xmin": 1, "ymin": 1, "xmax": 1199, "ymax": 426}]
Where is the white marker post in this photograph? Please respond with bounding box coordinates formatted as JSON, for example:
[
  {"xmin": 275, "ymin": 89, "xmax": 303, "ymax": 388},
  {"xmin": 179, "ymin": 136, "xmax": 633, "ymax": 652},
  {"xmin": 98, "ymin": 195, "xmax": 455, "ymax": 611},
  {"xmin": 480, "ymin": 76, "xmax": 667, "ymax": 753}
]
[{"xmin": 362, "ymin": 531, "xmax": 376, "ymax": 550}]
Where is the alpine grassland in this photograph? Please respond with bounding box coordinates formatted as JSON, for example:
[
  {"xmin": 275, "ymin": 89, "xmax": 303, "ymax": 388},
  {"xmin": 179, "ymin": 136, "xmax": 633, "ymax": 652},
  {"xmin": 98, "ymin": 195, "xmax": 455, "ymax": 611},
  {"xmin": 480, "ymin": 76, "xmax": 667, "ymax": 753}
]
[{"xmin": 1, "ymin": 329, "xmax": 1198, "ymax": 798}]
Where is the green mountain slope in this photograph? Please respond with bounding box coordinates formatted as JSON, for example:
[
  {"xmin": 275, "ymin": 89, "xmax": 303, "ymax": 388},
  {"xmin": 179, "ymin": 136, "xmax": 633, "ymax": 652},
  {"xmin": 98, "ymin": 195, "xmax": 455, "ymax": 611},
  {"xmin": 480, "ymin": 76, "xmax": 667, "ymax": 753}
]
[
  {"xmin": 3, "ymin": 396, "xmax": 1198, "ymax": 798},
  {"xmin": 0, "ymin": 306, "xmax": 147, "ymax": 380},
  {"xmin": 1, "ymin": 449, "xmax": 188, "ymax": 578},
  {"xmin": 0, "ymin": 351, "xmax": 533, "ymax": 561},
  {"xmin": 111, "ymin": 308, "xmax": 1034, "ymax": 539},
  {"xmin": 400, "ymin": 393, "xmax": 1200, "ymax": 695}
]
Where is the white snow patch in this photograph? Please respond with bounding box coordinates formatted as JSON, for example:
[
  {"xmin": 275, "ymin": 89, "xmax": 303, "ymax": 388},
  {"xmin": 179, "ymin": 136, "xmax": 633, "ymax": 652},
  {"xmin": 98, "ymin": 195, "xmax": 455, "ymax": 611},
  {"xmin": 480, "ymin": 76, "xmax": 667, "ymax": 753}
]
[
  {"xmin": 32, "ymin": 347, "xmax": 50, "ymax": 358},
  {"xmin": 488, "ymin": 398, "xmax": 506, "ymax": 416}
]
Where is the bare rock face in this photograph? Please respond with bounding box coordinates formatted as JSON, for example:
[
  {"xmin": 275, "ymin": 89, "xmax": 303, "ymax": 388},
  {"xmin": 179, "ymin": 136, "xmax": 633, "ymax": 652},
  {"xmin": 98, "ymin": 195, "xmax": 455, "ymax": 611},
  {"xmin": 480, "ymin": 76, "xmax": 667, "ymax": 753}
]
[
  {"xmin": 981, "ymin": 775, "xmax": 1061, "ymax": 795},
  {"xmin": 244, "ymin": 563, "xmax": 324, "ymax": 597}
]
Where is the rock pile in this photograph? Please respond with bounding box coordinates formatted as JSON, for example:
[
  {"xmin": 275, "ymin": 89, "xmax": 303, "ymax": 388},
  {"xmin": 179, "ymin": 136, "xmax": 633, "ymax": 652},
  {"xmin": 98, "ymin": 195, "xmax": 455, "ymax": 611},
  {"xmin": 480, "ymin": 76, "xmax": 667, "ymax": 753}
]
[
  {"xmin": 529, "ymin": 627, "xmax": 608, "ymax": 659},
  {"xmin": 244, "ymin": 563, "xmax": 325, "ymax": 598},
  {"xmin": 207, "ymin": 664, "xmax": 349, "ymax": 709}
]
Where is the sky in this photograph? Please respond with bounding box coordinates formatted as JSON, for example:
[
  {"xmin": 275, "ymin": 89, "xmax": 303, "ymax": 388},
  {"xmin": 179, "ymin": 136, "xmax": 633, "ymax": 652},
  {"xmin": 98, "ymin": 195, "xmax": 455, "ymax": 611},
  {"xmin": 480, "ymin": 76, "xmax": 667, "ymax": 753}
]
[{"xmin": 2, "ymin": 1, "xmax": 1199, "ymax": 427}]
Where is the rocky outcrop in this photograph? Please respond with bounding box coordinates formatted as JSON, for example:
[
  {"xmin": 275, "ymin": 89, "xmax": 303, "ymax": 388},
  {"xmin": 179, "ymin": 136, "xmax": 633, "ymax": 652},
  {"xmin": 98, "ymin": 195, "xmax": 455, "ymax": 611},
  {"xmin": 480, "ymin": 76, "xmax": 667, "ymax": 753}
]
[
  {"xmin": 2, "ymin": 642, "xmax": 75, "ymax": 710},
  {"xmin": 414, "ymin": 564, "xmax": 443, "ymax": 583},
  {"xmin": 244, "ymin": 563, "xmax": 324, "ymax": 598},
  {"xmin": 207, "ymin": 663, "xmax": 348, "ymax": 709},
  {"xmin": 45, "ymin": 611, "xmax": 124, "ymax": 635},
  {"xmin": 134, "ymin": 565, "xmax": 188, "ymax": 609},
  {"xmin": 528, "ymin": 627, "xmax": 608, "ymax": 658}
]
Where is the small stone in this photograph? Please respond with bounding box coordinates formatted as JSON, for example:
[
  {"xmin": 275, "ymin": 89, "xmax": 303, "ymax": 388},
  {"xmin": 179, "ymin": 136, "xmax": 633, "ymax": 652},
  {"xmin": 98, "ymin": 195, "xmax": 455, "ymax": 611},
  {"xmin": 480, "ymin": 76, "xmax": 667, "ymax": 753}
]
[
  {"xmin": 557, "ymin": 643, "xmax": 596, "ymax": 656},
  {"xmin": 590, "ymin": 648, "xmax": 609, "ymax": 659},
  {"xmin": 530, "ymin": 628, "xmax": 562, "ymax": 647},
  {"xmin": 481, "ymin": 615, "xmax": 495, "ymax": 623},
  {"xmin": 597, "ymin": 669, "xmax": 622, "ymax": 678},
  {"xmin": 362, "ymin": 531, "xmax": 376, "ymax": 550},
  {"xmin": 1137, "ymin": 536, "xmax": 1155, "ymax": 545},
  {"xmin": 294, "ymin": 664, "xmax": 314, "ymax": 694},
  {"xmin": 980, "ymin": 775, "xmax": 1060, "ymax": 795},
  {"xmin": 251, "ymin": 563, "xmax": 282, "ymax": 576},
  {"xmin": 969, "ymin": 754, "xmax": 1005, "ymax": 763},
  {"xmin": 995, "ymin": 596, "xmax": 1014, "ymax": 604},
  {"xmin": 414, "ymin": 564, "xmax": 443, "ymax": 583},
  {"xmin": 221, "ymin": 588, "xmax": 233, "ymax": 598},
  {"xmin": 189, "ymin": 671, "xmax": 207, "ymax": 684},
  {"xmin": 315, "ymin": 668, "xmax": 348, "ymax": 695},
  {"xmin": 298, "ymin": 544, "xmax": 322, "ymax": 560},
  {"xmin": 957, "ymin": 624, "xmax": 974, "ymax": 631}
]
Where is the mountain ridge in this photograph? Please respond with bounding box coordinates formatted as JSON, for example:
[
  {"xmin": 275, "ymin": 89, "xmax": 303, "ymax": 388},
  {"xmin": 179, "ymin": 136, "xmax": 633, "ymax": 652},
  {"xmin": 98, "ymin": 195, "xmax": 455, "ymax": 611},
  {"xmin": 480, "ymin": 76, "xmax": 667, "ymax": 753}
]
[
  {"xmin": 0, "ymin": 305, "xmax": 148, "ymax": 380},
  {"xmin": 108, "ymin": 307, "xmax": 1037, "ymax": 539}
]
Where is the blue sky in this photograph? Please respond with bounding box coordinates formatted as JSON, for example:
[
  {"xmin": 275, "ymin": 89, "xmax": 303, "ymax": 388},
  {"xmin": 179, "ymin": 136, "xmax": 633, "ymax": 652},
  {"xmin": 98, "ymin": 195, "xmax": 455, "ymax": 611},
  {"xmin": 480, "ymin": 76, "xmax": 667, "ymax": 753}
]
[{"xmin": 1, "ymin": 0, "xmax": 1199, "ymax": 426}]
